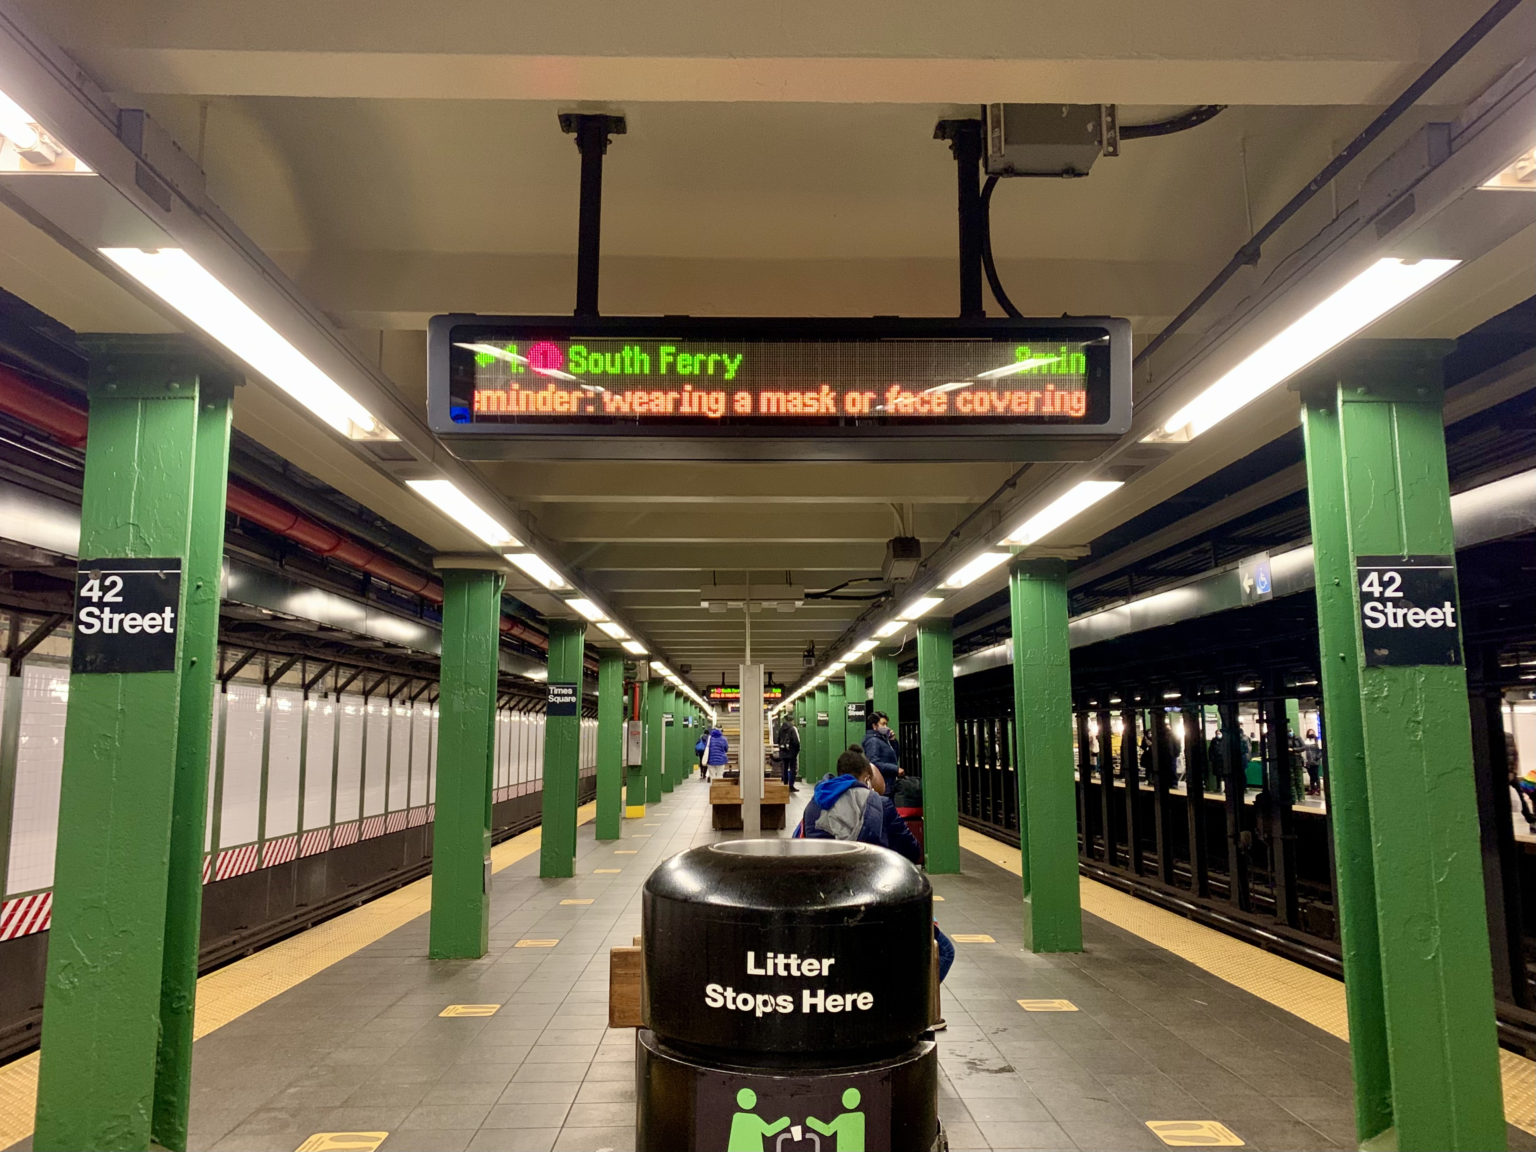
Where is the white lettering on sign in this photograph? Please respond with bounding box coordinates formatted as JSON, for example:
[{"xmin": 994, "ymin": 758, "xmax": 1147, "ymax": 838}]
[
  {"xmin": 76, "ymin": 605, "xmax": 177, "ymax": 636},
  {"xmin": 1361, "ymin": 600, "xmax": 1455, "ymax": 630},
  {"xmin": 703, "ymin": 950, "xmax": 871, "ymax": 1016}
]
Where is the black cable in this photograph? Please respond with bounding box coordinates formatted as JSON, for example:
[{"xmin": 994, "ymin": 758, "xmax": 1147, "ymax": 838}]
[
  {"xmin": 1134, "ymin": 0, "xmax": 1523, "ymax": 371},
  {"xmin": 1119, "ymin": 105, "xmax": 1226, "ymax": 140},
  {"xmin": 980, "ymin": 176, "xmax": 1023, "ymax": 319}
]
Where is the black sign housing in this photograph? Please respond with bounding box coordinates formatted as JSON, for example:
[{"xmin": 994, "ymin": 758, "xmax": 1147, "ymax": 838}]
[
  {"xmin": 1357, "ymin": 555, "xmax": 1461, "ymax": 667},
  {"xmin": 71, "ymin": 558, "xmax": 183, "ymax": 674},
  {"xmin": 547, "ymin": 682, "xmax": 580, "ymax": 715}
]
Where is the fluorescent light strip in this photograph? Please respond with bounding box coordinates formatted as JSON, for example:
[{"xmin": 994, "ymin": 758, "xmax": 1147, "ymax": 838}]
[
  {"xmin": 597, "ymin": 620, "xmax": 630, "ymax": 640},
  {"xmin": 99, "ymin": 248, "xmax": 382, "ymax": 437},
  {"xmin": 621, "ymin": 640, "xmax": 647, "ymax": 655},
  {"xmin": 0, "ymin": 91, "xmax": 41, "ymax": 151},
  {"xmin": 504, "ymin": 551, "xmax": 568, "ymax": 590},
  {"xmin": 405, "ymin": 479, "xmax": 520, "ymax": 548},
  {"xmin": 1163, "ymin": 257, "xmax": 1460, "ymax": 438},
  {"xmin": 1003, "ymin": 480, "xmax": 1123, "ymax": 546},
  {"xmin": 565, "ymin": 597, "xmax": 607, "ymax": 622},
  {"xmin": 899, "ymin": 596, "xmax": 945, "ymax": 620},
  {"xmin": 942, "ymin": 551, "xmax": 1010, "ymax": 589},
  {"xmin": 874, "ymin": 620, "xmax": 904, "ymax": 638},
  {"xmin": 853, "ymin": 639, "xmax": 878, "ymax": 654}
]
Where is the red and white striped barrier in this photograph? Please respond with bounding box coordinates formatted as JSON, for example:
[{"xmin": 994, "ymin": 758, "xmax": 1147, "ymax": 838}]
[
  {"xmin": 360, "ymin": 814, "xmax": 387, "ymax": 840},
  {"xmin": 300, "ymin": 828, "xmax": 331, "ymax": 856},
  {"xmin": 408, "ymin": 806, "xmax": 429, "ymax": 827},
  {"xmin": 0, "ymin": 892, "xmax": 52, "ymax": 940},
  {"xmin": 260, "ymin": 835, "xmax": 298, "ymax": 868},
  {"xmin": 427, "ymin": 803, "xmax": 435, "ymax": 821},
  {"xmin": 214, "ymin": 843, "xmax": 259, "ymax": 881},
  {"xmin": 333, "ymin": 820, "xmax": 359, "ymax": 847},
  {"xmin": 202, "ymin": 854, "xmax": 212, "ymax": 884},
  {"xmin": 385, "ymin": 811, "xmax": 408, "ymax": 834}
]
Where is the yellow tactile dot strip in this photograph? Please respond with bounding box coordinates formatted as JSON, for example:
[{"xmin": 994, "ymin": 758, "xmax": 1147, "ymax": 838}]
[
  {"xmin": 0, "ymin": 801, "xmax": 597, "ymax": 1149},
  {"xmin": 957, "ymin": 825, "xmax": 1536, "ymax": 1136}
]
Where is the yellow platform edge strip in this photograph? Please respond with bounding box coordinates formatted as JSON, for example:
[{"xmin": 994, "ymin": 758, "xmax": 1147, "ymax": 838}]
[
  {"xmin": 956, "ymin": 825, "xmax": 1536, "ymax": 1136},
  {"xmin": 0, "ymin": 802, "xmax": 597, "ymax": 1148}
]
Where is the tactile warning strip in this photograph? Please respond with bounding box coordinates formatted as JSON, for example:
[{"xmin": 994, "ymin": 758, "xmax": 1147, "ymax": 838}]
[
  {"xmin": 0, "ymin": 802, "xmax": 597, "ymax": 1148},
  {"xmin": 957, "ymin": 825, "xmax": 1536, "ymax": 1136}
]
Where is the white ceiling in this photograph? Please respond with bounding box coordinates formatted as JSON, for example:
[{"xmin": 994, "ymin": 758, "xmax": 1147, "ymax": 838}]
[{"xmin": 2, "ymin": 0, "xmax": 1533, "ymax": 683}]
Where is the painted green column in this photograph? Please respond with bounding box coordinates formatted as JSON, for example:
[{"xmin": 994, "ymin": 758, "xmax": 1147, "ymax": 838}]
[
  {"xmin": 428, "ymin": 565, "xmax": 504, "ymax": 960},
  {"xmin": 540, "ymin": 620, "xmax": 586, "ymax": 878},
  {"xmin": 827, "ymin": 678, "xmax": 846, "ymax": 770},
  {"xmin": 843, "ymin": 667, "xmax": 867, "ymax": 755},
  {"xmin": 659, "ymin": 686, "xmax": 676, "ymax": 792},
  {"xmin": 34, "ymin": 343, "xmax": 221, "ymax": 1152},
  {"xmin": 813, "ymin": 685, "xmax": 829, "ymax": 779},
  {"xmin": 1298, "ymin": 342, "xmax": 1503, "ymax": 1152},
  {"xmin": 1009, "ymin": 559, "xmax": 1083, "ymax": 952},
  {"xmin": 152, "ymin": 368, "xmax": 235, "ymax": 1152},
  {"xmin": 872, "ymin": 652, "xmax": 900, "ymax": 733},
  {"xmin": 595, "ymin": 653, "xmax": 623, "ymax": 840},
  {"xmin": 919, "ymin": 621, "xmax": 960, "ymax": 874},
  {"xmin": 644, "ymin": 679, "xmax": 665, "ymax": 804}
]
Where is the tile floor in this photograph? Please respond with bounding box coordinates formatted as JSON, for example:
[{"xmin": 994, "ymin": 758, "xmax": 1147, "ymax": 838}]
[{"xmin": 11, "ymin": 776, "xmax": 1533, "ymax": 1152}]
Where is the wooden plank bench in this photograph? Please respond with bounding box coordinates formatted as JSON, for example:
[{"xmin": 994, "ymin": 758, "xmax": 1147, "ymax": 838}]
[{"xmin": 709, "ymin": 779, "xmax": 790, "ymax": 830}]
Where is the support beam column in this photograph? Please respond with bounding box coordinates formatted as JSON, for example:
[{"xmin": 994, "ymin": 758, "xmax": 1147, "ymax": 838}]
[
  {"xmin": 814, "ymin": 685, "xmax": 829, "ymax": 779},
  {"xmin": 595, "ymin": 653, "xmax": 623, "ymax": 840},
  {"xmin": 872, "ymin": 653, "xmax": 900, "ymax": 733},
  {"xmin": 659, "ymin": 686, "xmax": 675, "ymax": 793},
  {"xmin": 34, "ymin": 341, "xmax": 232, "ymax": 1152},
  {"xmin": 843, "ymin": 666, "xmax": 867, "ymax": 755},
  {"xmin": 644, "ymin": 679, "xmax": 664, "ymax": 804},
  {"xmin": 540, "ymin": 620, "xmax": 586, "ymax": 878},
  {"xmin": 1298, "ymin": 342, "xmax": 1503, "ymax": 1152},
  {"xmin": 428, "ymin": 563, "xmax": 504, "ymax": 959},
  {"xmin": 1009, "ymin": 559, "xmax": 1083, "ymax": 952},
  {"xmin": 827, "ymin": 677, "xmax": 847, "ymax": 770},
  {"xmin": 919, "ymin": 621, "xmax": 959, "ymax": 874}
]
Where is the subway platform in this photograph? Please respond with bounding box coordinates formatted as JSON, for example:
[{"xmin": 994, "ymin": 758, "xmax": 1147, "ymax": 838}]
[{"xmin": 3, "ymin": 777, "xmax": 1532, "ymax": 1152}]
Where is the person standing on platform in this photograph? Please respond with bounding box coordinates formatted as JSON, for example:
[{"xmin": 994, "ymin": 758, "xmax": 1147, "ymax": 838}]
[
  {"xmin": 862, "ymin": 711, "xmax": 901, "ymax": 791},
  {"xmin": 775, "ymin": 715, "xmax": 801, "ymax": 791},
  {"xmin": 703, "ymin": 724, "xmax": 729, "ymax": 782},
  {"xmin": 1302, "ymin": 729, "xmax": 1323, "ymax": 797}
]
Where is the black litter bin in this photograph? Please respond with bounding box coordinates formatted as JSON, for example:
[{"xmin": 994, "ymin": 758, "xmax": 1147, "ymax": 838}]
[{"xmin": 637, "ymin": 839, "xmax": 940, "ymax": 1151}]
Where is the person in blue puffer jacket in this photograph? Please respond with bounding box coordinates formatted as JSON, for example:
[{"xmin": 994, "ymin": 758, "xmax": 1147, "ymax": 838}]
[
  {"xmin": 798, "ymin": 746, "xmax": 955, "ymax": 993},
  {"xmin": 702, "ymin": 725, "xmax": 730, "ymax": 781}
]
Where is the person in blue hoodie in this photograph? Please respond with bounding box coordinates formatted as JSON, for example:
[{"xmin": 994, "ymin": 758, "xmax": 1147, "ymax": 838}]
[{"xmin": 799, "ymin": 747, "xmax": 955, "ymax": 991}]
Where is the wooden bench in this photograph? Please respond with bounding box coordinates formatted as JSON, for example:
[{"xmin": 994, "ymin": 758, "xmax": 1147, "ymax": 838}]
[{"xmin": 709, "ymin": 779, "xmax": 790, "ymax": 830}]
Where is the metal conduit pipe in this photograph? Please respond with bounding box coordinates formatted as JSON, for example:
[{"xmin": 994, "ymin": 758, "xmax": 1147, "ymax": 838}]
[{"xmin": 0, "ymin": 360, "xmax": 553, "ymax": 651}]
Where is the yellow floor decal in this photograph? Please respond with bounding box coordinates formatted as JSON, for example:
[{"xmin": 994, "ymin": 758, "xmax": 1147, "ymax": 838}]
[
  {"xmin": 950, "ymin": 933, "xmax": 995, "ymax": 943},
  {"xmin": 1018, "ymin": 999, "xmax": 1078, "ymax": 1012},
  {"xmin": 958, "ymin": 825, "xmax": 1536, "ymax": 1136},
  {"xmin": 439, "ymin": 1004, "xmax": 501, "ymax": 1018},
  {"xmin": 295, "ymin": 1132, "xmax": 389, "ymax": 1152},
  {"xmin": 0, "ymin": 802, "xmax": 597, "ymax": 1148},
  {"xmin": 1146, "ymin": 1119, "xmax": 1245, "ymax": 1147},
  {"xmin": 559, "ymin": 898, "xmax": 594, "ymax": 906}
]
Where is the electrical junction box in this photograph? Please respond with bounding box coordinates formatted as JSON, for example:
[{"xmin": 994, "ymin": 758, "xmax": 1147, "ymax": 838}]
[
  {"xmin": 985, "ymin": 104, "xmax": 1118, "ymax": 178},
  {"xmin": 883, "ymin": 537, "xmax": 922, "ymax": 583}
]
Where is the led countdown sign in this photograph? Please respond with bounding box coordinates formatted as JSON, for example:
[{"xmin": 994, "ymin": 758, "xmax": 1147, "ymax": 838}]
[{"xmin": 428, "ymin": 316, "xmax": 1130, "ymax": 460}]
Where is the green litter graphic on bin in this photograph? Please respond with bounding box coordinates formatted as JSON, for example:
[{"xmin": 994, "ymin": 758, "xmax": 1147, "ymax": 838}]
[
  {"xmin": 806, "ymin": 1087, "xmax": 866, "ymax": 1151},
  {"xmin": 728, "ymin": 1088, "xmax": 790, "ymax": 1151},
  {"xmin": 710, "ymin": 1076, "xmax": 882, "ymax": 1152}
]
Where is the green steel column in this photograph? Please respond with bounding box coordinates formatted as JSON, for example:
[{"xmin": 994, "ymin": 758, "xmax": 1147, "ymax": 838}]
[
  {"xmin": 659, "ymin": 686, "xmax": 675, "ymax": 792},
  {"xmin": 595, "ymin": 653, "xmax": 623, "ymax": 840},
  {"xmin": 428, "ymin": 566, "xmax": 503, "ymax": 960},
  {"xmin": 827, "ymin": 678, "xmax": 846, "ymax": 769},
  {"xmin": 814, "ymin": 685, "xmax": 829, "ymax": 778},
  {"xmin": 1009, "ymin": 559, "xmax": 1083, "ymax": 952},
  {"xmin": 872, "ymin": 653, "xmax": 900, "ymax": 733},
  {"xmin": 1298, "ymin": 342, "xmax": 1503, "ymax": 1152},
  {"xmin": 34, "ymin": 344, "xmax": 207, "ymax": 1152},
  {"xmin": 540, "ymin": 620, "xmax": 586, "ymax": 878},
  {"xmin": 919, "ymin": 621, "xmax": 960, "ymax": 874},
  {"xmin": 152, "ymin": 372, "xmax": 234, "ymax": 1151},
  {"xmin": 843, "ymin": 667, "xmax": 867, "ymax": 755},
  {"xmin": 644, "ymin": 680, "xmax": 664, "ymax": 804}
]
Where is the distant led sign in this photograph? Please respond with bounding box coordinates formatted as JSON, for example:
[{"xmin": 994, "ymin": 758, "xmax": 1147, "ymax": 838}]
[
  {"xmin": 428, "ymin": 316, "xmax": 1130, "ymax": 460},
  {"xmin": 707, "ymin": 685, "xmax": 784, "ymax": 702}
]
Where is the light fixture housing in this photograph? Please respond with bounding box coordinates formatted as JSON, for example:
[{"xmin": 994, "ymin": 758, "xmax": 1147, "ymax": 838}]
[
  {"xmin": 621, "ymin": 639, "xmax": 647, "ymax": 655},
  {"xmin": 898, "ymin": 596, "xmax": 945, "ymax": 620},
  {"xmin": 504, "ymin": 551, "xmax": 569, "ymax": 590},
  {"xmin": 406, "ymin": 479, "xmax": 520, "ymax": 548},
  {"xmin": 1161, "ymin": 257, "xmax": 1460, "ymax": 439},
  {"xmin": 565, "ymin": 597, "xmax": 607, "ymax": 622},
  {"xmin": 873, "ymin": 620, "xmax": 904, "ymax": 639},
  {"xmin": 942, "ymin": 551, "xmax": 1010, "ymax": 589},
  {"xmin": 597, "ymin": 620, "xmax": 630, "ymax": 640},
  {"xmin": 1002, "ymin": 480, "xmax": 1124, "ymax": 546},
  {"xmin": 99, "ymin": 248, "xmax": 384, "ymax": 438}
]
